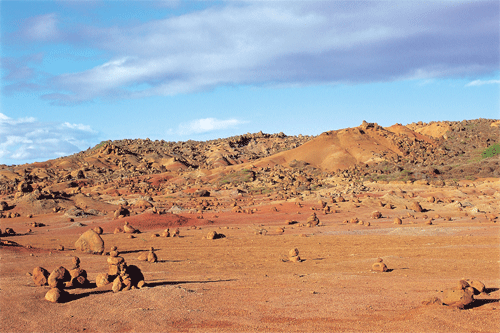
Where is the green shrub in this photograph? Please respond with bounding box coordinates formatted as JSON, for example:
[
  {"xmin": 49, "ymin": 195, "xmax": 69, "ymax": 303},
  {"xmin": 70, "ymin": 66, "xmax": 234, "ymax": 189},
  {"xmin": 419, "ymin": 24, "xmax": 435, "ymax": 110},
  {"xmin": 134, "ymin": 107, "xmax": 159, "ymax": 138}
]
[
  {"xmin": 219, "ymin": 169, "xmax": 255, "ymax": 185},
  {"xmin": 482, "ymin": 143, "xmax": 500, "ymax": 158}
]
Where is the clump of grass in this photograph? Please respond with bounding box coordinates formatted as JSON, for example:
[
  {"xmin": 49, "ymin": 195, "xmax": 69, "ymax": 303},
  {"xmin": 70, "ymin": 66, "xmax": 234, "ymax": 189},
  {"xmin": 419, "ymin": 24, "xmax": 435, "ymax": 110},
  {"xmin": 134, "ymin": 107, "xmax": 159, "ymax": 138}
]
[
  {"xmin": 92, "ymin": 140, "xmax": 111, "ymax": 151},
  {"xmin": 219, "ymin": 169, "xmax": 255, "ymax": 185},
  {"xmin": 482, "ymin": 143, "xmax": 500, "ymax": 159}
]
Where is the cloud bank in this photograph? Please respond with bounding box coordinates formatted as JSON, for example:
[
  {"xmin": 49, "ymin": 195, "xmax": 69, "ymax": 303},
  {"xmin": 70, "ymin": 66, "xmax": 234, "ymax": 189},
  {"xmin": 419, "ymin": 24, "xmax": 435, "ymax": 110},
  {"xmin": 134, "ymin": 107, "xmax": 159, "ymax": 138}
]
[
  {"xmin": 466, "ymin": 79, "xmax": 500, "ymax": 87},
  {"xmin": 177, "ymin": 118, "xmax": 245, "ymax": 135},
  {"xmin": 5, "ymin": 1, "xmax": 500, "ymax": 105},
  {"xmin": 0, "ymin": 113, "xmax": 98, "ymax": 164}
]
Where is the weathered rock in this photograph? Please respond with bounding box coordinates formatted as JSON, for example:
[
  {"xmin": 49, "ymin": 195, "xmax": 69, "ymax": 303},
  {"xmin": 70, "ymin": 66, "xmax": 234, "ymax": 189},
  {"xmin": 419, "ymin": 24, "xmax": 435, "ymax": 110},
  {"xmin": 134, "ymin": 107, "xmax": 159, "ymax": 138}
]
[
  {"xmin": 0, "ymin": 201, "xmax": 8, "ymax": 211},
  {"xmin": 289, "ymin": 248, "xmax": 299, "ymax": 257},
  {"xmin": 95, "ymin": 273, "xmax": 110, "ymax": 287},
  {"xmin": 45, "ymin": 288, "xmax": 68, "ymax": 303},
  {"xmin": 108, "ymin": 264, "xmax": 120, "ymax": 276},
  {"xmin": 114, "ymin": 206, "xmax": 130, "ymax": 219},
  {"xmin": 68, "ymin": 268, "xmax": 88, "ymax": 287},
  {"xmin": 306, "ymin": 213, "xmax": 320, "ymax": 226},
  {"xmin": 469, "ymin": 280, "xmax": 486, "ymax": 294},
  {"xmin": 112, "ymin": 276, "xmax": 123, "ymax": 293},
  {"xmin": 93, "ymin": 226, "xmax": 103, "ymax": 235},
  {"xmin": 107, "ymin": 256, "xmax": 124, "ymax": 266},
  {"xmin": 48, "ymin": 266, "xmax": 71, "ymax": 288},
  {"xmin": 72, "ymin": 257, "xmax": 81, "ymax": 269},
  {"xmin": 442, "ymin": 288, "xmax": 474, "ymax": 308},
  {"xmin": 207, "ymin": 231, "xmax": 225, "ymax": 239},
  {"xmin": 289, "ymin": 256, "xmax": 301, "ymax": 262},
  {"xmin": 32, "ymin": 266, "xmax": 49, "ymax": 286},
  {"xmin": 4, "ymin": 228, "xmax": 15, "ymax": 235},
  {"xmin": 394, "ymin": 217, "xmax": 402, "ymax": 225},
  {"xmin": 147, "ymin": 248, "xmax": 158, "ymax": 263},
  {"xmin": 75, "ymin": 229, "xmax": 104, "ymax": 254},
  {"xmin": 123, "ymin": 221, "xmax": 138, "ymax": 234},
  {"xmin": 372, "ymin": 259, "xmax": 388, "ymax": 272},
  {"xmin": 137, "ymin": 252, "xmax": 149, "ymax": 261},
  {"xmin": 410, "ymin": 201, "xmax": 423, "ymax": 212},
  {"xmin": 371, "ymin": 211, "xmax": 382, "ymax": 219}
]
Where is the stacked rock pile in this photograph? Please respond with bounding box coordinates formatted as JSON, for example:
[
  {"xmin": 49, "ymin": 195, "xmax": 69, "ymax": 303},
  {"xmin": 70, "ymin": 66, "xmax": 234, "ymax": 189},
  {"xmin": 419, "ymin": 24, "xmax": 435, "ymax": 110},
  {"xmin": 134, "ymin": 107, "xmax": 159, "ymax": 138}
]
[
  {"xmin": 138, "ymin": 247, "xmax": 157, "ymax": 263},
  {"xmin": 372, "ymin": 258, "xmax": 388, "ymax": 272},
  {"xmin": 32, "ymin": 256, "xmax": 89, "ymax": 303},
  {"xmin": 95, "ymin": 246, "xmax": 146, "ymax": 292},
  {"xmin": 306, "ymin": 213, "xmax": 320, "ymax": 227},
  {"xmin": 289, "ymin": 248, "xmax": 302, "ymax": 262}
]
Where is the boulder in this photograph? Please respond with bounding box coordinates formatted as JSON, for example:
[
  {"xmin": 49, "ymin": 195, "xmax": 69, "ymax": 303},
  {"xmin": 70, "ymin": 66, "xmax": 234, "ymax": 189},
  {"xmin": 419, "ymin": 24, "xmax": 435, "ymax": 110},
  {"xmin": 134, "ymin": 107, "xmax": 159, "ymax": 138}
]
[
  {"xmin": 45, "ymin": 288, "xmax": 68, "ymax": 303},
  {"xmin": 107, "ymin": 256, "xmax": 124, "ymax": 266},
  {"xmin": 394, "ymin": 217, "xmax": 402, "ymax": 225},
  {"xmin": 371, "ymin": 211, "xmax": 382, "ymax": 219},
  {"xmin": 289, "ymin": 248, "xmax": 299, "ymax": 257},
  {"xmin": 112, "ymin": 276, "xmax": 123, "ymax": 293},
  {"xmin": 123, "ymin": 221, "xmax": 138, "ymax": 234},
  {"xmin": 0, "ymin": 201, "xmax": 8, "ymax": 211},
  {"xmin": 469, "ymin": 280, "xmax": 485, "ymax": 294},
  {"xmin": 443, "ymin": 288, "xmax": 474, "ymax": 309},
  {"xmin": 207, "ymin": 231, "xmax": 223, "ymax": 239},
  {"xmin": 148, "ymin": 250, "xmax": 158, "ymax": 263},
  {"xmin": 48, "ymin": 266, "xmax": 71, "ymax": 288},
  {"xmin": 134, "ymin": 200, "xmax": 153, "ymax": 210},
  {"xmin": 71, "ymin": 257, "xmax": 81, "ymax": 269},
  {"xmin": 372, "ymin": 259, "xmax": 388, "ymax": 272},
  {"xmin": 410, "ymin": 201, "xmax": 423, "ymax": 212},
  {"xmin": 113, "ymin": 207, "xmax": 130, "ymax": 219},
  {"xmin": 32, "ymin": 266, "xmax": 49, "ymax": 286},
  {"xmin": 93, "ymin": 226, "xmax": 103, "ymax": 235},
  {"xmin": 372, "ymin": 262, "xmax": 388, "ymax": 272},
  {"xmin": 68, "ymin": 268, "xmax": 88, "ymax": 287},
  {"xmin": 95, "ymin": 273, "xmax": 110, "ymax": 287},
  {"xmin": 75, "ymin": 229, "xmax": 104, "ymax": 254}
]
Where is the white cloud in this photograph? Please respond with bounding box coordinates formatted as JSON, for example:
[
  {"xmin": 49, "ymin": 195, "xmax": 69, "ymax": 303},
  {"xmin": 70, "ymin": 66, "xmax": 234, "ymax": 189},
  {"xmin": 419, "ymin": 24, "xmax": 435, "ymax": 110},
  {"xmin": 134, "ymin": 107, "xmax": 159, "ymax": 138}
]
[
  {"xmin": 177, "ymin": 118, "xmax": 245, "ymax": 135},
  {"xmin": 7, "ymin": 2, "xmax": 499, "ymax": 104},
  {"xmin": 22, "ymin": 13, "xmax": 61, "ymax": 41},
  {"xmin": 465, "ymin": 79, "xmax": 500, "ymax": 87},
  {"xmin": 0, "ymin": 113, "xmax": 98, "ymax": 165}
]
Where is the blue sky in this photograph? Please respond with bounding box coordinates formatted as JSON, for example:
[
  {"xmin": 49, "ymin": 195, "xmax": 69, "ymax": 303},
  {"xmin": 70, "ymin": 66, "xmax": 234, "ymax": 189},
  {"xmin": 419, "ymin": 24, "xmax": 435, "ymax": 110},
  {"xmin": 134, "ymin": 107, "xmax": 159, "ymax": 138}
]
[{"xmin": 1, "ymin": 0, "xmax": 499, "ymax": 165}]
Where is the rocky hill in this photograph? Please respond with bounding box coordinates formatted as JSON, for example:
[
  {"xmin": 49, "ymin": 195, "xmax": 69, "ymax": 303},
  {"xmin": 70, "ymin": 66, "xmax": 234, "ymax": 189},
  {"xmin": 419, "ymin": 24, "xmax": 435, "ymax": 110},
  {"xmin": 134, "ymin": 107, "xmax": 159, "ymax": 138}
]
[{"xmin": 0, "ymin": 118, "xmax": 498, "ymax": 217}]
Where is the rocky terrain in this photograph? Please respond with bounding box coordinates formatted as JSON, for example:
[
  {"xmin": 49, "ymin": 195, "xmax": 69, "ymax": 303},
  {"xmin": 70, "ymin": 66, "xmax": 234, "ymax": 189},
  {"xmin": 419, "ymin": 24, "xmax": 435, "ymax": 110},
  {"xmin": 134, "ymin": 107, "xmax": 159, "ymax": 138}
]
[{"xmin": 0, "ymin": 118, "xmax": 499, "ymax": 332}]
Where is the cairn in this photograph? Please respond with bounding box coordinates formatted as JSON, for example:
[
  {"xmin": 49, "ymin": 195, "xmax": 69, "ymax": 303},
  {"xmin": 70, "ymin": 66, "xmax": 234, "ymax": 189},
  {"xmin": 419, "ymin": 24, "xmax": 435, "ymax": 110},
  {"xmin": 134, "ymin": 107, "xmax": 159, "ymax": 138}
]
[
  {"xmin": 289, "ymin": 248, "xmax": 301, "ymax": 262},
  {"xmin": 102, "ymin": 246, "xmax": 146, "ymax": 292},
  {"xmin": 147, "ymin": 247, "xmax": 158, "ymax": 263},
  {"xmin": 37, "ymin": 257, "xmax": 89, "ymax": 303},
  {"xmin": 306, "ymin": 213, "xmax": 320, "ymax": 226},
  {"xmin": 372, "ymin": 258, "xmax": 388, "ymax": 272}
]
